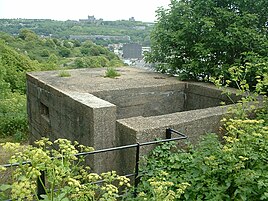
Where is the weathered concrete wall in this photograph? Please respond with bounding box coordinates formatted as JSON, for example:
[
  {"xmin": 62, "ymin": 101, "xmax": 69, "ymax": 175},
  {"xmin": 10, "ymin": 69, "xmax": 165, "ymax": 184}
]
[
  {"xmin": 93, "ymin": 83, "xmax": 186, "ymax": 119},
  {"xmin": 26, "ymin": 67, "xmax": 241, "ymax": 175},
  {"xmin": 184, "ymin": 82, "xmax": 240, "ymax": 110},
  {"xmin": 27, "ymin": 75, "xmax": 117, "ymax": 173},
  {"xmin": 116, "ymin": 105, "xmax": 231, "ymax": 175}
]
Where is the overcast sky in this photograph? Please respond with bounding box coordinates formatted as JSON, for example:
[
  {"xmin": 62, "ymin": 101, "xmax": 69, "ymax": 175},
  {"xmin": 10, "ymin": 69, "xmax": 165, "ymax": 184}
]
[{"xmin": 0, "ymin": 0, "xmax": 170, "ymax": 22}]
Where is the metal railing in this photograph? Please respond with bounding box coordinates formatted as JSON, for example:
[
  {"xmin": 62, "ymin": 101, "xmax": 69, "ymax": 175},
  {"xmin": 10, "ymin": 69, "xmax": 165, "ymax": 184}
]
[{"xmin": 1, "ymin": 128, "xmax": 187, "ymax": 200}]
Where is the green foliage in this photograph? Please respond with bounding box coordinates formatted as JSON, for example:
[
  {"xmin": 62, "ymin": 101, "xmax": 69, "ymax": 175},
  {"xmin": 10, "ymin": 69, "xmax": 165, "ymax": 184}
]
[
  {"xmin": 0, "ymin": 41, "xmax": 37, "ymax": 94},
  {"xmin": 58, "ymin": 46, "xmax": 71, "ymax": 57},
  {"xmin": 0, "ymin": 31, "xmax": 123, "ymax": 140},
  {"xmin": 0, "ymin": 30, "xmax": 122, "ymax": 69},
  {"xmin": 74, "ymin": 56, "xmax": 108, "ymax": 68},
  {"xmin": 74, "ymin": 56, "xmax": 121, "ymax": 68},
  {"xmin": 80, "ymin": 42, "xmax": 118, "ymax": 60},
  {"xmin": 19, "ymin": 29, "xmax": 39, "ymax": 41},
  {"xmin": 0, "ymin": 42, "xmax": 34, "ymax": 140},
  {"xmin": 0, "ymin": 19, "xmax": 153, "ymax": 46},
  {"xmin": 226, "ymin": 52, "xmax": 268, "ymax": 91},
  {"xmin": 0, "ymin": 93, "xmax": 28, "ymax": 140},
  {"xmin": 131, "ymin": 64, "xmax": 268, "ymax": 201},
  {"xmin": 74, "ymin": 41, "xmax": 123, "ymax": 68},
  {"xmin": 147, "ymin": 0, "xmax": 268, "ymax": 84},
  {"xmin": 211, "ymin": 53, "xmax": 268, "ymax": 117},
  {"xmin": 105, "ymin": 68, "xmax": 121, "ymax": 78},
  {"xmin": 0, "ymin": 138, "xmax": 131, "ymax": 200},
  {"xmin": 133, "ymin": 115, "xmax": 268, "ymax": 200},
  {"xmin": 58, "ymin": 70, "xmax": 71, "ymax": 77}
]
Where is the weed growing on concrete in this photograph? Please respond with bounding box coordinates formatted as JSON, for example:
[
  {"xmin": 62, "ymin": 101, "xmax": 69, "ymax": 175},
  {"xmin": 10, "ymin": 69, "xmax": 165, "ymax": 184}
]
[
  {"xmin": 58, "ymin": 70, "xmax": 71, "ymax": 77},
  {"xmin": 105, "ymin": 67, "xmax": 120, "ymax": 78}
]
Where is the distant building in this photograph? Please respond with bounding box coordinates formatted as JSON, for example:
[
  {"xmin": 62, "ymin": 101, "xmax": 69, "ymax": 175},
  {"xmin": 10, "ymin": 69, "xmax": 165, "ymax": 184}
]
[
  {"xmin": 87, "ymin": 15, "xmax": 96, "ymax": 22},
  {"xmin": 79, "ymin": 15, "xmax": 103, "ymax": 24},
  {"xmin": 129, "ymin": 17, "xmax": 135, "ymax": 22},
  {"xmin": 122, "ymin": 43, "xmax": 142, "ymax": 59},
  {"xmin": 108, "ymin": 43, "xmax": 123, "ymax": 58},
  {"xmin": 142, "ymin": 47, "xmax": 151, "ymax": 55}
]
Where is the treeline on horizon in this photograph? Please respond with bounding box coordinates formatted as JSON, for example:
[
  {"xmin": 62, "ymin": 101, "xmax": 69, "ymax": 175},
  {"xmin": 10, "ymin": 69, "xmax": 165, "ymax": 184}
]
[{"xmin": 0, "ymin": 18, "xmax": 153, "ymax": 46}]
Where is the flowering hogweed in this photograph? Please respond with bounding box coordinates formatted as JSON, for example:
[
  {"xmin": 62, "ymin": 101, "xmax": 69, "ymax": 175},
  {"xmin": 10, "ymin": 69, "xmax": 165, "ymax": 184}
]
[
  {"xmin": 131, "ymin": 95, "xmax": 268, "ymax": 200},
  {"xmin": 0, "ymin": 138, "xmax": 131, "ymax": 201}
]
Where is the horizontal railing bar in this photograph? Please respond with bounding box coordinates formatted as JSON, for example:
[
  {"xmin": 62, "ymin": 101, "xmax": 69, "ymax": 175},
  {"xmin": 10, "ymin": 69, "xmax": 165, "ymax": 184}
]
[
  {"xmin": 3, "ymin": 160, "xmax": 31, "ymax": 168},
  {"xmin": 1, "ymin": 128, "xmax": 187, "ymax": 201},
  {"xmin": 75, "ymin": 143, "xmax": 138, "ymax": 157},
  {"xmin": 140, "ymin": 136, "xmax": 187, "ymax": 146},
  {"xmin": 2, "ymin": 129, "xmax": 187, "ymax": 168},
  {"xmin": 76, "ymin": 136, "xmax": 187, "ymax": 157}
]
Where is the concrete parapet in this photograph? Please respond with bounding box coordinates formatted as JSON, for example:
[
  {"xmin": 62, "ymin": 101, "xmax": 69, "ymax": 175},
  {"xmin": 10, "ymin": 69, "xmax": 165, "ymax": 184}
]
[
  {"xmin": 26, "ymin": 67, "xmax": 241, "ymax": 175},
  {"xmin": 116, "ymin": 105, "xmax": 231, "ymax": 174},
  {"xmin": 93, "ymin": 83, "xmax": 186, "ymax": 119},
  {"xmin": 27, "ymin": 76, "xmax": 117, "ymax": 173}
]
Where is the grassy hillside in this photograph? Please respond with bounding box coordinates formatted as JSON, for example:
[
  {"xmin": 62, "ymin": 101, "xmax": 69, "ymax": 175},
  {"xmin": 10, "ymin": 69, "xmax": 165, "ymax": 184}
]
[
  {"xmin": 0, "ymin": 31, "xmax": 124, "ymax": 141},
  {"xmin": 0, "ymin": 19, "xmax": 153, "ymax": 46}
]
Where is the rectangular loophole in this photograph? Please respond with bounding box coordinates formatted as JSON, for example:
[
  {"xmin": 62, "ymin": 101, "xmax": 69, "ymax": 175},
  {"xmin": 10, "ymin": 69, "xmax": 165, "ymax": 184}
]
[{"xmin": 40, "ymin": 102, "xmax": 50, "ymax": 122}]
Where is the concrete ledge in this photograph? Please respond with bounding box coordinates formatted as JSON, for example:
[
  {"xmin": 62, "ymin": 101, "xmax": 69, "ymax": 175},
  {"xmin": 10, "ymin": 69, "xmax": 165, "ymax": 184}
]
[
  {"xmin": 27, "ymin": 67, "xmax": 243, "ymax": 175},
  {"xmin": 66, "ymin": 92, "xmax": 116, "ymax": 109},
  {"xmin": 116, "ymin": 105, "xmax": 231, "ymax": 174}
]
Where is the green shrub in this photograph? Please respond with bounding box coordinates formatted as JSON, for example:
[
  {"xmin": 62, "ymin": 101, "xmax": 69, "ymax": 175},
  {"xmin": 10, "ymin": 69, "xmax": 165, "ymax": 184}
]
[
  {"xmin": 131, "ymin": 69, "xmax": 268, "ymax": 201},
  {"xmin": 105, "ymin": 68, "xmax": 120, "ymax": 78},
  {"xmin": 132, "ymin": 115, "xmax": 268, "ymax": 200},
  {"xmin": 74, "ymin": 56, "xmax": 110, "ymax": 68},
  {"xmin": 0, "ymin": 93, "xmax": 28, "ymax": 140},
  {"xmin": 146, "ymin": 0, "xmax": 268, "ymax": 88},
  {"xmin": 0, "ymin": 138, "xmax": 131, "ymax": 200},
  {"xmin": 58, "ymin": 70, "xmax": 71, "ymax": 77}
]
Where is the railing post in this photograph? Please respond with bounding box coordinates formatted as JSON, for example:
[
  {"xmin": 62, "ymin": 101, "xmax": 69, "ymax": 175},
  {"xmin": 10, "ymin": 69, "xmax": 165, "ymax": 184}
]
[
  {"xmin": 166, "ymin": 128, "xmax": 172, "ymax": 139},
  {"xmin": 37, "ymin": 170, "xmax": 46, "ymax": 199},
  {"xmin": 134, "ymin": 143, "xmax": 140, "ymax": 197}
]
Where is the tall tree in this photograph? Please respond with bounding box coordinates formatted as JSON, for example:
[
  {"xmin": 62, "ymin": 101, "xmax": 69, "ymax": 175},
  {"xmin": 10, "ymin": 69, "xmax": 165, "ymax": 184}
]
[{"xmin": 146, "ymin": 0, "xmax": 268, "ymax": 82}]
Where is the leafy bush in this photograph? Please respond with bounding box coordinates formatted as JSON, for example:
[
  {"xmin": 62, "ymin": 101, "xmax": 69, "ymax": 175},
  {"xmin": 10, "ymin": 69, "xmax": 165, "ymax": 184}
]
[
  {"xmin": 0, "ymin": 138, "xmax": 130, "ymax": 200},
  {"xmin": 105, "ymin": 68, "xmax": 121, "ymax": 78},
  {"xmin": 225, "ymin": 52, "xmax": 268, "ymax": 91},
  {"xmin": 131, "ymin": 64, "xmax": 268, "ymax": 200},
  {"xmin": 0, "ymin": 46, "xmax": 29, "ymax": 140},
  {"xmin": 0, "ymin": 41, "xmax": 37, "ymax": 94},
  {"xmin": 58, "ymin": 46, "xmax": 71, "ymax": 57},
  {"xmin": 75, "ymin": 56, "xmax": 102, "ymax": 68},
  {"xmin": 132, "ymin": 114, "xmax": 268, "ymax": 200},
  {"xmin": 74, "ymin": 56, "xmax": 111, "ymax": 68},
  {"xmin": 146, "ymin": 0, "xmax": 268, "ymax": 86},
  {"xmin": 0, "ymin": 93, "xmax": 28, "ymax": 140}
]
